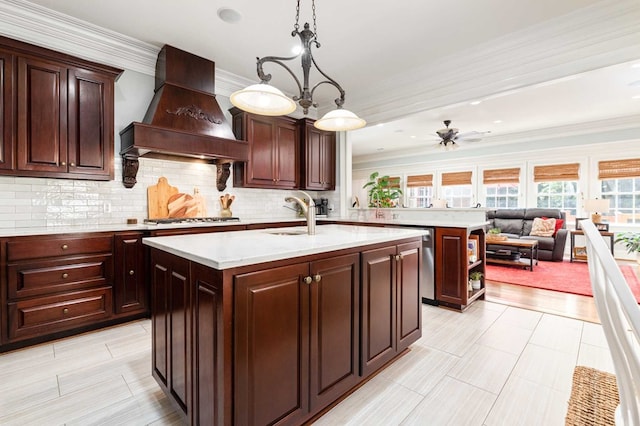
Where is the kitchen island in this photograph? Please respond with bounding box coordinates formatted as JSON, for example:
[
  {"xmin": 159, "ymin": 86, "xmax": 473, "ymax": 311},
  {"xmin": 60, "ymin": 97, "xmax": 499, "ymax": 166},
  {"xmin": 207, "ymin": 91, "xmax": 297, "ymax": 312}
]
[{"xmin": 143, "ymin": 224, "xmax": 426, "ymax": 425}]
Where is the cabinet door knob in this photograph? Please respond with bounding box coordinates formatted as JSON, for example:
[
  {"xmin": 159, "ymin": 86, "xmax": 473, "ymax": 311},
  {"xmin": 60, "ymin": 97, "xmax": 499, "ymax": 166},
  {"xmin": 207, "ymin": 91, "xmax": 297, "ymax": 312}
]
[
  {"xmin": 62, "ymin": 273, "xmax": 69, "ymax": 279},
  {"xmin": 61, "ymin": 161, "xmax": 66, "ymax": 166},
  {"xmin": 63, "ymin": 308, "xmax": 69, "ymax": 314},
  {"xmin": 129, "ymin": 270, "xmax": 135, "ymax": 276},
  {"xmin": 314, "ymin": 274, "xmax": 321, "ymax": 282},
  {"xmin": 395, "ymin": 254, "xmax": 403, "ymax": 261},
  {"xmin": 303, "ymin": 276, "xmax": 313, "ymax": 284},
  {"xmin": 61, "ymin": 244, "xmax": 68, "ymax": 250},
  {"xmin": 70, "ymin": 162, "xmax": 76, "ymax": 167}
]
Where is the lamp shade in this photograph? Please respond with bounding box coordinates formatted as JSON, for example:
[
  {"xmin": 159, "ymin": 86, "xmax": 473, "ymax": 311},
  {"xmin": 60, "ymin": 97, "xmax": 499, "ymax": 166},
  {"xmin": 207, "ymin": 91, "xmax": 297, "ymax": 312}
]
[
  {"xmin": 230, "ymin": 83, "xmax": 297, "ymax": 116},
  {"xmin": 314, "ymin": 108, "xmax": 366, "ymax": 131},
  {"xmin": 584, "ymin": 198, "xmax": 610, "ymax": 213}
]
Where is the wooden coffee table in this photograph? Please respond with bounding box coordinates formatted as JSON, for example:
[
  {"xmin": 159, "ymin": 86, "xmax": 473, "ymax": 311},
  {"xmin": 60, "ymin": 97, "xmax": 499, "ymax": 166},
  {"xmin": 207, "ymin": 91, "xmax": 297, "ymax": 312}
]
[{"xmin": 486, "ymin": 238, "xmax": 539, "ymax": 271}]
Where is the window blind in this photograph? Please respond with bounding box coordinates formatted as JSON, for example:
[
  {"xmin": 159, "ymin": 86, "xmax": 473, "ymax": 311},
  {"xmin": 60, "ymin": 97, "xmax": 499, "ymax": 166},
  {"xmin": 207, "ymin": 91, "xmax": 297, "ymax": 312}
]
[
  {"xmin": 533, "ymin": 163, "xmax": 579, "ymax": 182},
  {"xmin": 378, "ymin": 176, "xmax": 401, "ymax": 188},
  {"xmin": 482, "ymin": 167, "xmax": 520, "ymax": 184},
  {"xmin": 598, "ymin": 158, "xmax": 640, "ymax": 179},
  {"xmin": 406, "ymin": 174, "xmax": 433, "ymax": 187},
  {"xmin": 441, "ymin": 171, "xmax": 472, "ymax": 186}
]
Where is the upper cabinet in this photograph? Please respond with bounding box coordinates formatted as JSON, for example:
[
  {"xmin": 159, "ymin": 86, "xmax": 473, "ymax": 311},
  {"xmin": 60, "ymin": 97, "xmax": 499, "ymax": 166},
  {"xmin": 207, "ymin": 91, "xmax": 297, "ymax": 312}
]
[
  {"xmin": 0, "ymin": 36, "xmax": 122, "ymax": 181},
  {"xmin": 299, "ymin": 118, "xmax": 336, "ymax": 191},
  {"xmin": 231, "ymin": 108, "xmax": 300, "ymax": 189},
  {"xmin": 230, "ymin": 109, "xmax": 337, "ymax": 191}
]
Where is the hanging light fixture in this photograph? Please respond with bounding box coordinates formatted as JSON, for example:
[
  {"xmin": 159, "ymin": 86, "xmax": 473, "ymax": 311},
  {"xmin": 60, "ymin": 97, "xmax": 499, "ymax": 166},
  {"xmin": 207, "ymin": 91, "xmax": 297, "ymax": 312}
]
[{"xmin": 230, "ymin": 0, "xmax": 366, "ymax": 131}]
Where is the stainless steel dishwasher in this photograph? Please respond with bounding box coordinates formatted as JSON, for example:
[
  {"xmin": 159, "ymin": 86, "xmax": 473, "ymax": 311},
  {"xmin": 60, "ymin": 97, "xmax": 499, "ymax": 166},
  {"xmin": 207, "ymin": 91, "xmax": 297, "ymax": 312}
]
[{"xmin": 420, "ymin": 228, "xmax": 436, "ymax": 305}]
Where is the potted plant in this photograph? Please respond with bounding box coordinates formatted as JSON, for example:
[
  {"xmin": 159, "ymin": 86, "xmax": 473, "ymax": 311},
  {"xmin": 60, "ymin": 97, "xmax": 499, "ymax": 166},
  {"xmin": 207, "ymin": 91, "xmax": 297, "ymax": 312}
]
[
  {"xmin": 614, "ymin": 232, "xmax": 640, "ymax": 264},
  {"xmin": 362, "ymin": 171, "xmax": 403, "ymax": 208},
  {"xmin": 486, "ymin": 227, "xmax": 507, "ymax": 242},
  {"xmin": 469, "ymin": 271, "xmax": 483, "ymax": 290}
]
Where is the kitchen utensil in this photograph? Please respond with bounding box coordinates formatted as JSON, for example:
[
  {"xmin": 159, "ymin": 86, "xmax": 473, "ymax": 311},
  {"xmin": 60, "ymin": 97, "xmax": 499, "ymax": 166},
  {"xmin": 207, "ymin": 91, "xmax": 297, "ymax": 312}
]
[
  {"xmin": 167, "ymin": 193, "xmax": 197, "ymax": 218},
  {"xmin": 148, "ymin": 177, "xmax": 179, "ymax": 219}
]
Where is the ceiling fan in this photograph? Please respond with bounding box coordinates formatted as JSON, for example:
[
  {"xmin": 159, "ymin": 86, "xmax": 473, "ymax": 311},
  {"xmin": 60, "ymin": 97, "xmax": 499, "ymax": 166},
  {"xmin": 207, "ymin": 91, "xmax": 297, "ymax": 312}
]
[{"xmin": 434, "ymin": 120, "xmax": 489, "ymax": 150}]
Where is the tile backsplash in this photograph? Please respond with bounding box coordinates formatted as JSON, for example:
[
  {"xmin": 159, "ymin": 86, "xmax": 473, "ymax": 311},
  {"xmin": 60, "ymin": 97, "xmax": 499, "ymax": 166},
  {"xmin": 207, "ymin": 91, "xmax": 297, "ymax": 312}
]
[{"xmin": 0, "ymin": 157, "xmax": 340, "ymax": 229}]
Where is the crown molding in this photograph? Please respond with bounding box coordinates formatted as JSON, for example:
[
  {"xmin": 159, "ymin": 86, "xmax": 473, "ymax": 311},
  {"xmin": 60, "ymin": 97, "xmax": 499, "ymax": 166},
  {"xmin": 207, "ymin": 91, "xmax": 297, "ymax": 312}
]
[
  {"xmin": 346, "ymin": 0, "xmax": 640, "ymax": 124},
  {"xmin": 0, "ymin": 0, "xmax": 158, "ymax": 75}
]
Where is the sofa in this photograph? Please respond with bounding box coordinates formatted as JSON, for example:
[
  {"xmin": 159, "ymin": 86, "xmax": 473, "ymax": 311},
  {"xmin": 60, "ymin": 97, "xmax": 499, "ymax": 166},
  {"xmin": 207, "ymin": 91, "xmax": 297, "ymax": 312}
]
[{"xmin": 485, "ymin": 208, "xmax": 568, "ymax": 261}]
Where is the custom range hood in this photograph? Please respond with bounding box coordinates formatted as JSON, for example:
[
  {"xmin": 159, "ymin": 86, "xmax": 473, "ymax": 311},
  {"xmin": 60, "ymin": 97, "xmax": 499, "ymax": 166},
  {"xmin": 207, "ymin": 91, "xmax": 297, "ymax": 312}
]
[{"xmin": 119, "ymin": 45, "xmax": 248, "ymax": 189}]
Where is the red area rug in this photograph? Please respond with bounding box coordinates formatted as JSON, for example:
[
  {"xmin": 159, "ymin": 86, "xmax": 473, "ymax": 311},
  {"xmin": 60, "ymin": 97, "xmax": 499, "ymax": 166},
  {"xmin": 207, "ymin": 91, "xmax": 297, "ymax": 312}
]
[{"xmin": 485, "ymin": 261, "xmax": 640, "ymax": 303}]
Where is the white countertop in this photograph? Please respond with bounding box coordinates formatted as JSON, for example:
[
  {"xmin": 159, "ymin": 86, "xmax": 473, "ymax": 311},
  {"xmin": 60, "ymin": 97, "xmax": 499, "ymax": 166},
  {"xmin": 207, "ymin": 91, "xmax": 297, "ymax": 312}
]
[{"xmin": 143, "ymin": 224, "xmax": 427, "ymax": 270}]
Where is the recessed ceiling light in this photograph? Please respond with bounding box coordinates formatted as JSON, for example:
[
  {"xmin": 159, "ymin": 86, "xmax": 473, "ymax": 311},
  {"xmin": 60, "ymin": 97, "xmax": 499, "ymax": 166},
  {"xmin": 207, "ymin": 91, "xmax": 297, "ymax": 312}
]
[
  {"xmin": 410, "ymin": 135, "xmax": 416, "ymax": 138},
  {"xmin": 632, "ymin": 63, "xmax": 640, "ymax": 69},
  {"xmin": 632, "ymin": 95, "xmax": 640, "ymax": 100},
  {"xmin": 493, "ymin": 120, "xmax": 502, "ymax": 124},
  {"xmin": 217, "ymin": 7, "xmax": 242, "ymax": 23},
  {"xmin": 470, "ymin": 100, "xmax": 482, "ymax": 105},
  {"xmin": 376, "ymin": 123, "xmax": 384, "ymax": 127}
]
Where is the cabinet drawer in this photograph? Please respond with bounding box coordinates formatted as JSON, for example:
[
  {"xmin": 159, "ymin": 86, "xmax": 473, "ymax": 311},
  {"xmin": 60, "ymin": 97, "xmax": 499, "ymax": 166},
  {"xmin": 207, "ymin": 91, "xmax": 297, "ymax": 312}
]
[
  {"xmin": 7, "ymin": 254, "xmax": 113, "ymax": 299},
  {"xmin": 7, "ymin": 235, "xmax": 113, "ymax": 261},
  {"xmin": 8, "ymin": 287, "xmax": 112, "ymax": 342}
]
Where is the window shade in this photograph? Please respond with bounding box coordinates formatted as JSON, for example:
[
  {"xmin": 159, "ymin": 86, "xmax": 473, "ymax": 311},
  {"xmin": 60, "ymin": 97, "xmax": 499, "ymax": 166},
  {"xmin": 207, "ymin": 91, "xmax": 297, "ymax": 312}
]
[
  {"xmin": 378, "ymin": 176, "xmax": 401, "ymax": 188},
  {"xmin": 533, "ymin": 163, "xmax": 579, "ymax": 182},
  {"xmin": 406, "ymin": 174, "xmax": 433, "ymax": 187},
  {"xmin": 483, "ymin": 168, "xmax": 520, "ymax": 184},
  {"xmin": 441, "ymin": 171, "xmax": 472, "ymax": 186},
  {"xmin": 598, "ymin": 158, "xmax": 640, "ymax": 179}
]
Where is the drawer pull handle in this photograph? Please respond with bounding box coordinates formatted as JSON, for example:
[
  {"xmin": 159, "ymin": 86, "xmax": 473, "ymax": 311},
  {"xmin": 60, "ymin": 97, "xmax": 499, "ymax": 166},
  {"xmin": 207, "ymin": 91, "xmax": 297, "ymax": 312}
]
[
  {"xmin": 61, "ymin": 244, "xmax": 68, "ymax": 250},
  {"xmin": 62, "ymin": 273, "xmax": 69, "ymax": 279},
  {"xmin": 314, "ymin": 274, "xmax": 321, "ymax": 282},
  {"xmin": 129, "ymin": 270, "xmax": 135, "ymax": 276},
  {"xmin": 63, "ymin": 308, "xmax": 69, "ymax": 314},
  {"xmin": 303, "ymin": 276, "xmax": 312, "ymax": 284}
]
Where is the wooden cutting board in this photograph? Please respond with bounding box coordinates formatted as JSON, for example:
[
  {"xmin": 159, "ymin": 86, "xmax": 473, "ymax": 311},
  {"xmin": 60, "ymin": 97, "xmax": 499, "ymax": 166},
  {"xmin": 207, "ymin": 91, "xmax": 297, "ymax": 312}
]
[
  {"xmin": 167, "ymin": 193, "xmax": 198, "ymax": 218},
  {"xmin": 147, "ymin": 177, "xmax": 179, "ymax": 219}
]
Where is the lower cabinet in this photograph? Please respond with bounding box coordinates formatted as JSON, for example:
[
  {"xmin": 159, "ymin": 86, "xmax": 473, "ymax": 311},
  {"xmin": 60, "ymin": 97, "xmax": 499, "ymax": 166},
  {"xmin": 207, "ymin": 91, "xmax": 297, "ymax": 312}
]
[
  {"xmin": 114, "ymin": 232, "xmax": 147, "ymax": 315},
  {"xmin": 234, "ymin": 253, "xmax": 360, "ymax": 425},
  {"xmin": 148, "ymin": 237, "xmax": 421, "ymax": 425},
  {"xmin": 361, "ymin": 240, "xmax": 421, "ymax": 376}
]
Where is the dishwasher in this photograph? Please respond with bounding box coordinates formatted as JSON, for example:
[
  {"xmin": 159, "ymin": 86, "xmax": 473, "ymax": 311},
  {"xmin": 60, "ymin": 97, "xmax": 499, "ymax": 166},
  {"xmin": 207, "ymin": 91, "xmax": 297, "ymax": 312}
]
[{"xmin": 420, "ymin": 228, "xmax": 436, "ymax": 305}]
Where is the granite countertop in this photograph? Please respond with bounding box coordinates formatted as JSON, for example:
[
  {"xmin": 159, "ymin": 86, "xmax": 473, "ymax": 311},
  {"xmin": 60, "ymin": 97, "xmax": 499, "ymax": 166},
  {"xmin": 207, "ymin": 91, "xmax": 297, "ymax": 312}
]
[{"xmin": 143, "ymin": 224, "xmax": 427, "ymax": 270}]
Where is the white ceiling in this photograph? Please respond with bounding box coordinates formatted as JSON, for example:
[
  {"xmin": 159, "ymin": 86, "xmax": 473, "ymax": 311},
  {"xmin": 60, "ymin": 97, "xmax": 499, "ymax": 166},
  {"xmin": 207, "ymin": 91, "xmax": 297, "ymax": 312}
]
[{"xmin": 17, "ymin": 0, "xmax": 640, "ymax": 159}]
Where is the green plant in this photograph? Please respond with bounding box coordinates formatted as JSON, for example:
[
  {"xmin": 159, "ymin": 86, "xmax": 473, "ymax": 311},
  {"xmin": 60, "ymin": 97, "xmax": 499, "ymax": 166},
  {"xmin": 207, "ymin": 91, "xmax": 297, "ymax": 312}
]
[
  {"xmin": 488, "ymin": 228, "xmax": 501, "ymax": 235},
  {"xmin": 362, "ymin": 171, "xmax": 403, "ymax": 208},
  {"xmin": 615, "ymin": 232, "xmax": 640, "ymax": 254},
  {"xmin": 469, "ymin": 271, "xmax": 483, "ymax": 281}
]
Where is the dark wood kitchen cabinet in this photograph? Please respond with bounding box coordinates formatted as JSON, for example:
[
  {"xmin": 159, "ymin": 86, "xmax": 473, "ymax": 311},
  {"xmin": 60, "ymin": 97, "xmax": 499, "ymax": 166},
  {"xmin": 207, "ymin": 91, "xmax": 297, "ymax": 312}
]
[
  {"xmin": 0, "ymin": 35, "xmax": 122, "ymax": 180},
  {"xmin": 234, "ymin": 253, "xmax": 360, "ymax": 425},
  {"xmin": 231, "ymin": 107, "xmax": 299, "ymax": 189},
  {"xmin": 299, "ymin": 118, "xmax": 336, "ymax": 190},
  {"xmin": 0, "ymin": 50, "xmax": 13, "ymax": 171},
  {"xmin": 435, "ymin": 226, "xmax": 486, "ymax": 311},
  {"xmin": 3, "ymin": 233, "xmax": 114, "ymax": 344},
  {"xmin": 148, "ymin": 234, "xmax": 421, "ymax": 425},
  {"xmin": 360, "ymin": 240, "xmax": 421, "ymax": 376},
  {"xmin": 113, "ymin": 232, "xmax": 147, "ymax": 316}
]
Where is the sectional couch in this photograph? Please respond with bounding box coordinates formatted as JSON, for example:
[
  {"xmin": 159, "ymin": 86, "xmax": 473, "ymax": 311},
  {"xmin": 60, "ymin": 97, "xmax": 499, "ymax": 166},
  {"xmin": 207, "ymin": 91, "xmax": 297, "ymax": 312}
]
[{"xmin": 485, "ymin": 208, "xmax": 568, "ymax": 261}]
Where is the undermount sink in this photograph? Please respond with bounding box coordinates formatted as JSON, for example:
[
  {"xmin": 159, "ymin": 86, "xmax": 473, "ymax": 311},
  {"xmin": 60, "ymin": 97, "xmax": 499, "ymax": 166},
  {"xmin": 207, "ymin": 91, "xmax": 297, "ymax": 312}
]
[{"xmin": 265, "ymin": 230, "xmax": 308, "ymax": 236}]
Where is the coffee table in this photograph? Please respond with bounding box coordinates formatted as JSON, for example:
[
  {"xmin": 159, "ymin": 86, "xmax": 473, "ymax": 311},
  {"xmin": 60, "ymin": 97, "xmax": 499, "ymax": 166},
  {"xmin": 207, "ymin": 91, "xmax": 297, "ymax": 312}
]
[{"xmin": 486, "ymin": 238, "xmax": 539, "ymax": 271}]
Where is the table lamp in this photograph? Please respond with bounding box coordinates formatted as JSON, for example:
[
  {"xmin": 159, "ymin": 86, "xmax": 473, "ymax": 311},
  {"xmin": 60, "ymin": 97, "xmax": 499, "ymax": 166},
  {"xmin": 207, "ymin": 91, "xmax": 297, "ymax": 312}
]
[{"xmin": 584, "ymin": 198, "xmax": 610, "ymax": 223}]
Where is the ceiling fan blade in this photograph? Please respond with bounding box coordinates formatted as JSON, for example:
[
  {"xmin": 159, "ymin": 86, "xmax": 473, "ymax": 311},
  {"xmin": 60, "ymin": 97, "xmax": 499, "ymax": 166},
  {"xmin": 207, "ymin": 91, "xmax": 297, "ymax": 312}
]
[{"xmin": 456, "ymin": 130, "xmax": 490, "ymax": 140}]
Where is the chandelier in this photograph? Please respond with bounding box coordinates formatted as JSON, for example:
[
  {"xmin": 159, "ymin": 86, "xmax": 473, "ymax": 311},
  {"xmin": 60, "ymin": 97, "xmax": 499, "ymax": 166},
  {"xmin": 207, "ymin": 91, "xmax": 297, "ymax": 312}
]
[{"xmin": 230, "ymin": 0, "xmax": 366, "ymax": 132}]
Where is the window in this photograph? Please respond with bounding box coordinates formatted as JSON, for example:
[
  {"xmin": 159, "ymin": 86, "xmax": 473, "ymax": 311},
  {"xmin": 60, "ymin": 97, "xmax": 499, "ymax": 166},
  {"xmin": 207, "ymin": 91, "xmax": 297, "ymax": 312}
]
[
  {"xmin": 406, "ymin": 174, "xmax": 433, "ymax": 208},
  {"xmin": 483, "ymin": 167, "xmax": 520, "ymax": 208},
  {"xmin": 534, "ymin": 163, "xmax": 579, "ymax": 220},
  {"xmin": 598, "ymin": 158, "xmax": 640, "ymax": 224},
  {"xmin": 442, "ymin": 171, "xmax": 473, "ymax": 207}
]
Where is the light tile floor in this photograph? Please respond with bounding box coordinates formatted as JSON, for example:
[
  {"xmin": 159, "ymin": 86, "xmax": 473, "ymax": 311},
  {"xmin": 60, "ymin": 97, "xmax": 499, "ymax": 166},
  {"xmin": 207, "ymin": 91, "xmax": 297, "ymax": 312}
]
[{"xmin": 0, "ymin": 301, "xmax": 613, "ymax": 425}]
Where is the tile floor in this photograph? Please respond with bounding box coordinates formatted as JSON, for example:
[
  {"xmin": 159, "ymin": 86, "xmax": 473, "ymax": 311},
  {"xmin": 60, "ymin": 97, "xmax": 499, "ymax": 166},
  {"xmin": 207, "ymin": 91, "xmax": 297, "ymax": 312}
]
[{"xmin": 0, "ymin": 301, "xmax": 613, "ymax": 425}]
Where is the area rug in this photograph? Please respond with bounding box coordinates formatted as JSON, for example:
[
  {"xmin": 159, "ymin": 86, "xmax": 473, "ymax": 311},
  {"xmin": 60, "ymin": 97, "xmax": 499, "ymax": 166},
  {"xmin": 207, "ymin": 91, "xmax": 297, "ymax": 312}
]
[
  {"xmin": 485, "ymin": 261, "xmax": 640, "ymax": 303},
  {"xmin": 565, "ymin": 366, "xmax": 619, "ymax": 426}
]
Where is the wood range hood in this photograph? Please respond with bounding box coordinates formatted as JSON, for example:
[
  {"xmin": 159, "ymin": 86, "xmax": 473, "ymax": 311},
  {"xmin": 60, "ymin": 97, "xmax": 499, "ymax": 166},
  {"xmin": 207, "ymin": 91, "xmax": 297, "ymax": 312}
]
[{"xmin": 119, "ymin": 45, "xmax": 249, "ymax": 189}]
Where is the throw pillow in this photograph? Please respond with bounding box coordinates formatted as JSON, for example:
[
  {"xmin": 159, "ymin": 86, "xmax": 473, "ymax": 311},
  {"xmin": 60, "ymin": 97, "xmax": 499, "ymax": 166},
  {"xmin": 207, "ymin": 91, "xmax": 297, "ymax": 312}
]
[
  {"xmin": 530, "ymin": 217, "xmax": 556, "ymax": 237},
  {"xmin": 542, "ymin": 216, "xmax": 564, "ymax": 236}
]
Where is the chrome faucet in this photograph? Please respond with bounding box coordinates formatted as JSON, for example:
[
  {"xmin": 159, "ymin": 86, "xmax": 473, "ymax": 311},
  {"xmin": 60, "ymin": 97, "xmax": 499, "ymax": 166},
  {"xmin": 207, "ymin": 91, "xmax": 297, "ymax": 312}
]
[{"xmin": 285, "ymin": 191, "xmax": 316, "ymax": 235}]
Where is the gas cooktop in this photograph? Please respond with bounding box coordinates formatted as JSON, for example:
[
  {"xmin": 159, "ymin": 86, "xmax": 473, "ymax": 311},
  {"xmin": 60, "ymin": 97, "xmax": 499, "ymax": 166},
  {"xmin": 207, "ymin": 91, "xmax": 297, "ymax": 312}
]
[{"xmin": 144, "ymin": 217, "xmax": 240, "ymax": 225}]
